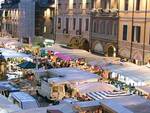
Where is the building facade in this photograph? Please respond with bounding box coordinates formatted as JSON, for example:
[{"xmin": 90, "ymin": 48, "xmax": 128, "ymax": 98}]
[
  {"xmin": 19, "ymin": 0, "xmax": 35, "ymax": 44},
  {"xmin": 35, "ymin": 0, "xmax": 55, "ymax": 40},
  {"xmin": 55, "ymin": 0, "xmax": 93, "ymax": 50},
  {"xmin": 91, "ymin": 0, "xmax": 150, "ymax": 64},
  {"xmin": 1, "ymin": 0, "xmax": 20, "ymax": 38},
  {"xmin": 118, "ymin": 0, "xmax": 150, "ymax": 65},
  {"xmin": 91, "ymin": 0, "xmax": 118, "ymax": 57},
  {"xmin": 1, "ymin": 0, "xmax": 55, "ymax": 44}
]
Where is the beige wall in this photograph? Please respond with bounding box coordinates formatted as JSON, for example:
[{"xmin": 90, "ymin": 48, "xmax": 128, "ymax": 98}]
[
  {"xmin": 56, "ymin": 0, "xmax": 92, "ymax": 45},
  {"xmin": 118, "ymin": 0, "xmax": 150, "ymax": 63},
  {"xmin": 2, "ymin": 9, "xmax": 19, "ymax": 38},
  {"xmin": 43, "ymin": 8, "xmax": 54, "ymax": 39},
  {"xmin": 94, "ymin": 0, "xmax": 118, "ymax": 9}
]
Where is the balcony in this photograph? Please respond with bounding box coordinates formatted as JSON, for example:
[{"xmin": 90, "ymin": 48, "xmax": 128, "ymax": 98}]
[
  {"xmin": 90, "ymin": 8, "xmax": 118, "ymax": 17},
  {"xmin": 92, "ymin": 33, "xmax": 117, "ymax": 41}
]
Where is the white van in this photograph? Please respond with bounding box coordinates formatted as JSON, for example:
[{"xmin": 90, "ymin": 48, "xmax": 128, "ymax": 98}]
[
  {"xmin": 0, "ymin": 94, "xmax": 22, "ymax": 113},
  {"xmin": 8, "ymin": 92, "xmax": 39, "ymax": 109},
  {"xmin": 0, "ymin": 81, "xmax": 20, "ymax": 97}
]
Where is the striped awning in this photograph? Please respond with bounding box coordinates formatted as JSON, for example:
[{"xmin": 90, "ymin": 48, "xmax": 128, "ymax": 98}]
[{"xmin": 86, "ymin": 91, "xmax": 130, "ymax": 100}]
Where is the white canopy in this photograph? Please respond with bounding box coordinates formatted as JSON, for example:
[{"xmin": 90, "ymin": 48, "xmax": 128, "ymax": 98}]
[
  {"xmin": 41, "ymin": 44, "xmax": 105, "ymax": 62},
  {"xmin": 48, "ymin": 68, "xmax": 99, "ymax": 84},
  {"xmin": 103, "ymin": 62, "xmax": 150, "ymax": 85},
  {"xmin": 0, "ymin": 48, "xmax": 31, "ymax": 59},
  {"xmin": 74, "ymin": 82, "xmax": 117, "ymax": 94}
]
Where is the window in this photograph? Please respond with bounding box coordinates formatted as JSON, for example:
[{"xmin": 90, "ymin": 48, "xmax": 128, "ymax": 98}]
[
  {"xmin": 73, "ymin": 3, "xmax": 76, "ymax": 8},
  {"xmin": 80, "ymin": 3, "xmax": 82, "ymax": 8},
  {"xmin": 124, "ymin": 0, "xmax": 129, "ymax": 11},
  {"xmin": 86, "ymin": 0, "xmax": 91, "ymax": 9},
  {"xmin": 86, "ymin": 2, "xmax": 89, "ymax": 9},
  {"xmin": 79, "ymin": 1, "xmax": 82, "ymax": 9},
  {"xmin": 93, "ymin": 20, "xmax": 99, "ymax": 33},
  {"xmin": 123, "ymin": 25, "xmax": 128, "ymax": 40},
  {"xmin": 59, "ymin": 86, "xmax": 64, "ymax": 92},
  {"xmin": 101, "ymin": 0, "xmax": 110, "ymax": 9},
  {"xmin": 79, "ymin": 18, "xmax": 82, "ymax": 34},
  {"xmin": 136, "ymin": 0, "xmax": 140, "ymax": 11},
  {"xmin": 100, "ymin": 21, "xmax": 106, "ymax": 34},
  {"xmin": 65, "ymin": 18, "xmax": 69, "ymax": 33},
  {"xmin": 101, "ymin": 0, "xmax": 107, "ymax": 9},
  {"xmin": 85, "ymin": 19, "xmax": 89, "ymax": 31},
  {"xmin": 58, "ymin": 3, "xmax": 61, "ymax": 9},
  {"xmin": 53, "ymin": 86, "xmax": 58, "ymax": 92},
  {"xmin": 58, "ymin": 18, "xmax": 61, "ymax": 29},
  {"xmin": 132, "ymin": 26, "xmax": 141, "ymax": 43},
  {"xmin": 65, "ymin": 3, "xmax": 69, "ymax": 9},
  {"xmin": 44, "ymin": 26, "xmax": 46, "ymax": 33},
  {"xmin": 22, "ymin": 37, "xmax": 29, "ymax": 44},
  {"xmin": 107, "ymin": 22, "xmax": 113, "ymax": 35},
  {"xmin": 91, "ymin": 0, "xmax": 94, "ymax": 8},
  {"xmin": 93, "ymin": 21, "xmax": 97, "ymax": 33},
  {"xmin": 73, "ymin": 18, "xmax": 76, "ymax": 30}
]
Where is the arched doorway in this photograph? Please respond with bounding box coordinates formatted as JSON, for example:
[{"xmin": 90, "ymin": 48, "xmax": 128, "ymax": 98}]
[
  {"xmin": 93, "ymin": 42, "xmax": 103, "ymax": 54},
  {"xmin": 107, "ymin": 46, "xmax": 116, "ymax": 57},
  {"xmin": 69, "ymin": 37, "xmax": 79, "ymax": 48},
  {"xmin": 132, "ymin": 52, "xmax": 143, "ymax": 65},
  {"xmin": 79, "ymin": 38, "xmax": 89, "ymax": 51}
]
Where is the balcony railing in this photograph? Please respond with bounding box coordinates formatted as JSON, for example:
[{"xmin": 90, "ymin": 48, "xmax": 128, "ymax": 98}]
[
  {"xmin": 92, "ymin": 33, "xmax": 117, "ymax": 41},
  {"xmin": 90, "ymin": 8, "xmax": 118, "ymax": 17}
]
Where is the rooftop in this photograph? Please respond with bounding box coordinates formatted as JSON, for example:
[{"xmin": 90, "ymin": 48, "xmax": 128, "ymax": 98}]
[
  {"xmin": 0, "ymin": 94, "xmax": 22, "ymax": 113},
  {"xmin": 101, "ymin": 95, "xmax": 150, "ymax": 113},
  {"xmin": 102, "ymin": 62, "xmax": 150, "ymax": 84},
  {"xmin": 0, "ymin": 81, "xmax": 19, "ymax": 91},
  {"xmin": 13, "ymin": 103, "xmax": 76, "ymax": 113},
  {"xmin": 74, "ymin": 82, "xmax": 117, "ymax": 94},
  {"xmin": 136, "ymin": 85, "xmax": 150, "ymax": 94},
  {"xmin": 47, "ymin": 68, "xmax": 99, "ymax": 84},
  {"xmin": 11, "ymin": 92, "xmax": 36, "ymax": 102}
]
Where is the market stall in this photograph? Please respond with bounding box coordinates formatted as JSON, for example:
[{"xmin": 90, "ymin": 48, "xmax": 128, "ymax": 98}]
[
  {"xmin": 0, "ymin": 48, "xmax": 32, "ymax": 60},
  {"xmin": 102, "ymin": 62, "xmax": 150, "ymax": 86}
]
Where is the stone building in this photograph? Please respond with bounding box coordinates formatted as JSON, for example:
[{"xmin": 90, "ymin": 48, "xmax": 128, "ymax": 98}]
[
  {"xmin": 91, "ymin": 0, "xmax": 118, "ymax": 57},
  {"xmin": 1, "ymin": 0, "xmax": 20, "ymax": 38},
  {"xmin": 118, "ymin": 0, "xmax": 150, "ymax": 65},
  {"xmin": 91, "ymin": 0, "xmax": 150, "ymax": 64},
  {"xmin": 18, "ymin": 0, "xmax": 35, "ymax": 44},
  {"xmin": 35, "ymin": 0, "xmax": 55, "ymax": 40},
  {"xmin": 1, "ymin": 0, "xmax": 55, "ymax": 44},
  {"xmin": 55, "ymin": 0, "xmax": 93, "ymax": 51}
]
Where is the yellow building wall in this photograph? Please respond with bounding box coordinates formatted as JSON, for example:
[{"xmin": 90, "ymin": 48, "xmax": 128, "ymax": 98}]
[{"xmin": 118, "ymin": 0, "xmax": 150, "ymax": 63}]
